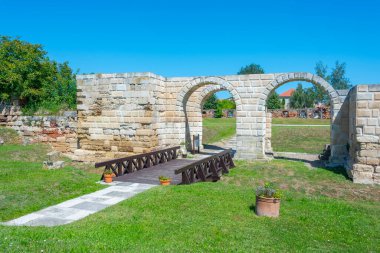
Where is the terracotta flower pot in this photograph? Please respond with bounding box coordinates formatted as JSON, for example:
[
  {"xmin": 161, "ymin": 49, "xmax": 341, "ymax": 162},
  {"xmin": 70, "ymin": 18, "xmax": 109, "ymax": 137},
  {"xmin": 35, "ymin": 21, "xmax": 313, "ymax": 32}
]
[
  {"xmin": 255, "ymin": 196, "xmax": 281, "ymax": 217},
  {"xmin": 160, "ymin": 179, "xmax": 171, "ymax": 186},
  {"xmin": 104, "ymin": 174, "xmax": 113, "ymax": 183}
]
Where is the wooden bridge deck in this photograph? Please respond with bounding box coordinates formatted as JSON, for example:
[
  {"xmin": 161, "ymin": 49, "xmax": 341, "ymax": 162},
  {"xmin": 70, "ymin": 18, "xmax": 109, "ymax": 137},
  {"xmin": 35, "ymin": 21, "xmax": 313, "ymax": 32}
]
[{"xmin": 113, "ymin": 158, "xmax": 199, "ymax": 185}]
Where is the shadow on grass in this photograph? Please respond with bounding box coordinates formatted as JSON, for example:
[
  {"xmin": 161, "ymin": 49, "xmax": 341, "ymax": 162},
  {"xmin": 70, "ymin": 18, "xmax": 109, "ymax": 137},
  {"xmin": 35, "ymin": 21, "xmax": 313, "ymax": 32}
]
[
  {"xmin": 274, "ymin": 156, "xmax": 350, "ymax": 180},
  {"xmin": 249, "ymin": 204, "xmax": 256, "ymax": 213},
  {"xmin": 322, "ymin": 166, "xmax": 350, "ymax": 180},
  {"xmin": 202, "ymin": 144, "xmax": 237, "ymax": 157}
]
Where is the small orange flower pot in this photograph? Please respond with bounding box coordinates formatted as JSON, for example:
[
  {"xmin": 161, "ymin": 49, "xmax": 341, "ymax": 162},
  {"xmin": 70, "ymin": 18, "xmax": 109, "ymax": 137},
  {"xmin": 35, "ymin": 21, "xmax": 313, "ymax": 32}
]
[
  {"xmin": 255, "ymin": 196, "xmax": 281, "ymax": 217},
  {"xmin": 160, "ymin": 179, "xmax": 171, "ymax": 186},
  {"xmin": 104, "ymin": 174, "xmax": 113, "ymax": 183}
]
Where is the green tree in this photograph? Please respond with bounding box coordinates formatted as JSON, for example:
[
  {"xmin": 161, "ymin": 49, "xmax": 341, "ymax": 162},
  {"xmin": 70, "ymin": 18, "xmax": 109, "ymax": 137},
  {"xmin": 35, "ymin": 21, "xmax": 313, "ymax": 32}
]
[
  {"xmin": 315, "ymin": 61, "xmax": 330, "ymax": 82},
  {"xmin": 214, "ymin": 106, "xmax": 223, "ymax": 118},
  {"xmin": 315, "ymin": 60, "xmax": 352, "ymax": 90},
  {"xmin": 203, "ymin": 94, "xmax": 218, "ymax": 109},
  {"xmin": 237, "ymin": 63, "xmax": 265, "ymax": 74},
  {"xmin": 0, "ymin": 35, "xmax": 77, "ymax": 113},
  {"xmin": 314, "ymin": 61, "xmax": 330, "ymax": 104},
  {"xmin": 266, "ymin": 92, "xmax": 282, "ymax": 109},
  {"xmin": 330, "ymin": 61, "xmax": 351, "ymax": 90},
  {"xmin": 217, "ymin": 99, "xmax": 236, "ymax": 110},
  {"xmin": 0, "ymin": 36, "xmax": 47, "ymax": 105},
  {"xmin": 290, "ymin": 83, "xmax": 315, "ymax": 109}
]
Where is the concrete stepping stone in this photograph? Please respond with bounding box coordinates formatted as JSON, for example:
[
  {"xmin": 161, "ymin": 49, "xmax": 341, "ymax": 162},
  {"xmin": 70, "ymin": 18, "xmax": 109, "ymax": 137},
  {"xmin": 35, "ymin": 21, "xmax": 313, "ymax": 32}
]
[{"xmin": 1, "ymin": 182, "xmax": 156, "ymax": 227}]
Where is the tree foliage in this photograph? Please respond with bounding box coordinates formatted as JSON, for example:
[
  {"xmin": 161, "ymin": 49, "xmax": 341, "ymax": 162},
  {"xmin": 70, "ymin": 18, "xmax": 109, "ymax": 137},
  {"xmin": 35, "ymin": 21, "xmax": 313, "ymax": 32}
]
[
  {"xmin": 289, "ymin": 83, "xmax": 316, "ymax": 109},
  {"xmin": 217, "ymin": 99, "xmax": 236, "ymax": 110},
  {"xmin": 266, "ymin": 92, "xmax": 282, "ymax": 109},
  {"xmin": 330, "ymin": 61, "xmax": 351, "ymax": 90},
  {"xmin": 0, "ymin": 36, "xmax": 77, "ymax": 114},
  {"xmin": 237, "ymin": 63, "xmax": 265, "ymax": 75},
  {"xmin": 315, "ymin": 60, "xmax": 352, "ymax": 90},
  {"xmin": 203, "ymin": 94, "xmax": 218, "ymax": 109}
]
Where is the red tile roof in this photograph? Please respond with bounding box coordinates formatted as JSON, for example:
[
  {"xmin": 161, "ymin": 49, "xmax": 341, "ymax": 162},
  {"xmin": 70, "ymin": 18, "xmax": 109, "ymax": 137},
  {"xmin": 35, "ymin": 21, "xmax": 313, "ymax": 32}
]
[{"xmin": 279, "ymin": 88, "xmax": 295, "ymax": 97}]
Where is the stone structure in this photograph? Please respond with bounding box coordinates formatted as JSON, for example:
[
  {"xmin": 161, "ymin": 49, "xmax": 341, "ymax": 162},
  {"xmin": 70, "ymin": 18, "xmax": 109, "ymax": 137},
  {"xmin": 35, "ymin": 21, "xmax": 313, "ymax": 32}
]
[
  {"xmin": 76, "ymin": 72, "xmax": 346, "ymax": 163},
  {"xmin": 2, "ymin": 72, "xmax": 379, "ymax": 184},
  {"xmin": 346, "ymin": 85, "xmax": 380, "ymax": 184},
  {"xmin": 4, "ymin": 111, "xmax": 77, "ymax": 153}
]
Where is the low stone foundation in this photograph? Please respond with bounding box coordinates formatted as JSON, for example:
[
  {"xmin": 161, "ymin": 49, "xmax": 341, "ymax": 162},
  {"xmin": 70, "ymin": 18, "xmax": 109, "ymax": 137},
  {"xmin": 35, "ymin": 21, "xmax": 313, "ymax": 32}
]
[{"xmin": 3, "ymin": 111, "xmax": 78, "ymax": 155}]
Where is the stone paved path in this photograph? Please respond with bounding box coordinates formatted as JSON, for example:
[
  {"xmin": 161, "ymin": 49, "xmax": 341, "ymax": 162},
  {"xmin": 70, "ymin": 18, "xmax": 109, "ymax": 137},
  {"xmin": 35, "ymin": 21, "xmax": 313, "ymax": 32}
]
[
  {"xmin": 272, "ymin": 124, "xmax": 330, "ymax": 127},
  {"xmin": 2, "ymin": 182, "xmax": 155, "ymax": 227},
  {"xmin": 203, "ymin": 136, "xmax": 237, "ymax": 156}
]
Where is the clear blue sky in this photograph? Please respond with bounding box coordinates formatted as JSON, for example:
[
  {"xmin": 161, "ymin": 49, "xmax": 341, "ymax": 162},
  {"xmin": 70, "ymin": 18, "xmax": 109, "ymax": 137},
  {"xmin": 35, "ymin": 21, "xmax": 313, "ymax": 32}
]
[{"xmin": 1, "ymin": 0, "xmax": 380, "ymax": 98}]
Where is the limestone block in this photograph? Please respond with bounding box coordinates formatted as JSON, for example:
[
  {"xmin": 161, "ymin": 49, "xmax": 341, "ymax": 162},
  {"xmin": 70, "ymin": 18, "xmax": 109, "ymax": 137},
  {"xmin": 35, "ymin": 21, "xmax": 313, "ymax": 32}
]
[
  {"xmin": 357, "ymin": 101, "xmax": 368, "ymax": 108},
  {"xmin": 366, "ymin": 143, "xmax": 380, "ymax": 151},
  {"xmin": 363, "ymin": 126, "xmax": 376, "ymax": 135},
  {"xmin": 359, "ymin": 149, "xmax": 377, "ymax": 158},
  {"xmin": 366, "ymin": 157, "xmax": 379, "ymax": 166},
  {"xmin": 56, "ymin": 136, "xmax": 66, "ymax": 142},
  {"xmin": 356, "ymin": 118, "xmax": 366, "ymax": 126},
  {"xmin": 354, "ymin": 156, "xmax": 367, "ymax": 164},
  {"xmin": 356, "ymin": 93, "xmax": 373, "ymax": 100},
  {"xmin": 374, "ymin": 173, "xmax": 380, "ymax": 184},
  {"xmin": 352, "ymin": 171, "xmax": 374, "ymax": 184},
  {"xmin": 368, "ymin": 101, "xmax": 380, "ymax": 109},
  {"xmin": 367, "ymin": 118, "xmax": 378, "ymax": 126},
  {"xmin": 357, "ymin": 85, "xmax": 368, "ymax": 92},
  {"xmin": 353, "ymin": 164, "xmax": 374, "ymax": 172},
  {"xmin": 368, "ymin": 85, "xmax": 380, "ymax": 92},
  {"xmin": 43, "ymin": 160, "xmax": 65, "ymax": 170},
  {"xmin": 357, "ymin": 109, "xmax": 371, "ymax": 117},
  {"xmin": 357, "ymin": 135, "xmax": 379, "ymax": 143}
]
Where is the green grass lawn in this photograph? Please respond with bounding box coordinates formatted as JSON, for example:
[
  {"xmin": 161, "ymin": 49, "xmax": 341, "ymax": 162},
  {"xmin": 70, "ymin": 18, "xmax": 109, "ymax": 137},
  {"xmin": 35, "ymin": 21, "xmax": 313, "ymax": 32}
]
[
  {"xmin": 0, "ymin": 127, "xmax": 21, "ymax": 144},
  {"xmin": 0, "ymin": 159, "xmax": 379, "ymax": 252},
  {"xmin": 272, "ymin": 118, "xmax": 330, "ymax": 125},
  {"xmin": 203, "ymin": 118, "xmax": 236, "ymax": 144},
  {"xmin": 202, "ymin": 118, "xmax": 329, "ymax": 154},
  {"xmin": 272, "ymin": 126, "xmax": 330, "ymax": 154},
  {"xmin": 0, "ymin": 144, "xmax": 104, "ymax": 221}
]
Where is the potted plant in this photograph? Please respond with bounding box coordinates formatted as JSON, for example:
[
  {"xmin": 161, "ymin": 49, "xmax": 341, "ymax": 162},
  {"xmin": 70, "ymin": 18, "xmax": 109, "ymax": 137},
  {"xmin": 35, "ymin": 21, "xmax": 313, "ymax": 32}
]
[
  {"xmin": 159, "ymin": 175, "xmax": 171, "ymax": 186},
  {"xmin": 103, "ymin": 168, "xmax": 113, "ymax": 183},
  {"xmin": 255, "ymin": 182, "xmax": 282, "ymax": 217}
]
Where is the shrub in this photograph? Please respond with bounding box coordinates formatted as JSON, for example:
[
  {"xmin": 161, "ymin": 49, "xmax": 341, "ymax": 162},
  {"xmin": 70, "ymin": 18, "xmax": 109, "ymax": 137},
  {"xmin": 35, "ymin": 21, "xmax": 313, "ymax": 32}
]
[
  {"xmin": 103, "ymin": 167, "xmax": 113, "ymax": 175},
  {"xmin": 159, "ymin": 175, "xmax": 170, "ymax": 181},
  {"xmin": 255, "ymin": 182, "xmax": 282, "ymax": 199}
]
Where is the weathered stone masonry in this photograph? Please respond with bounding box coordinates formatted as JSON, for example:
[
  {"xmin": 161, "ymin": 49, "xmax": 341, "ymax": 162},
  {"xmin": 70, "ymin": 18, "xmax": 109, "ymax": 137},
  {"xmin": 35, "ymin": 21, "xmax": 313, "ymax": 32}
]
[
  {"xmin": 3, "ymin": 72, "xmax": 379, "ymax": 184},
  {"xmin": 345, "ymin": 85, "xmax": 380, "ymax": 184},
  {"xmin": 76, "ymin": 72, "xmax": 347, "ymax": 163},
  {"xmin": 3, "ymin": 110, "xmax": 77, "ymax": 153}
]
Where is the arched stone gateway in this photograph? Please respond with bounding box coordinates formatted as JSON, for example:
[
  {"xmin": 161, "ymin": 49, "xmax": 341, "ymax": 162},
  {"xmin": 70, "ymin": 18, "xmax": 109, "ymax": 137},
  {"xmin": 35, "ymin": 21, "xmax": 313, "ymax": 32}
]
[
  {"xmin": 76, "ymin": 72, "xmax": 380, "ymax": 184},
  {"xmin": 175, "ymin": 77, "xmax": 242, "ymax": 152},
  {"xmin": 263, "ymin": 73, "xmax": 346, "ymax": 164}
]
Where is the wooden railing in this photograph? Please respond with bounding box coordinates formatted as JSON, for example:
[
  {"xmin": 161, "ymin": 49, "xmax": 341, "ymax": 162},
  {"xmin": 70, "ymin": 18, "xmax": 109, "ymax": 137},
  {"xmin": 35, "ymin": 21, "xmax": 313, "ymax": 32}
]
[
  {"xmin": 175, "ymin": 149, "xmax": 235, "ymax": 184},
  {"xmin": 95, "ymin": 146, "xmax": 180, "ymax": 179}
]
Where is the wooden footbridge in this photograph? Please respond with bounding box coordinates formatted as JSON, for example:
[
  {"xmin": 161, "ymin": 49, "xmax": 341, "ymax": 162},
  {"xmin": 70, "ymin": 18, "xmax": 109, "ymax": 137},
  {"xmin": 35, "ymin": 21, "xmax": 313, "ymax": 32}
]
[{"xmin": 95, "ymin": 146, "xmax": 235, "ymax": 185}]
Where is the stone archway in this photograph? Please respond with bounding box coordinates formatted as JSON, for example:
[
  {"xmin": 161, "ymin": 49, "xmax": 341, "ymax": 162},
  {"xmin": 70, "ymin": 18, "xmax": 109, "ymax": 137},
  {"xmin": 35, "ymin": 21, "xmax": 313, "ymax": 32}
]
[
  {"xmin": 261, "ymin": 72, "xmax": 345, "ymax": 163},
  {"xmin": 76, "ymin": 72, "xmax": 350, "ymax": 165},
  {"xmin": 176, "ymin": 77, "xmax": 242, "ymax": 154}
]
